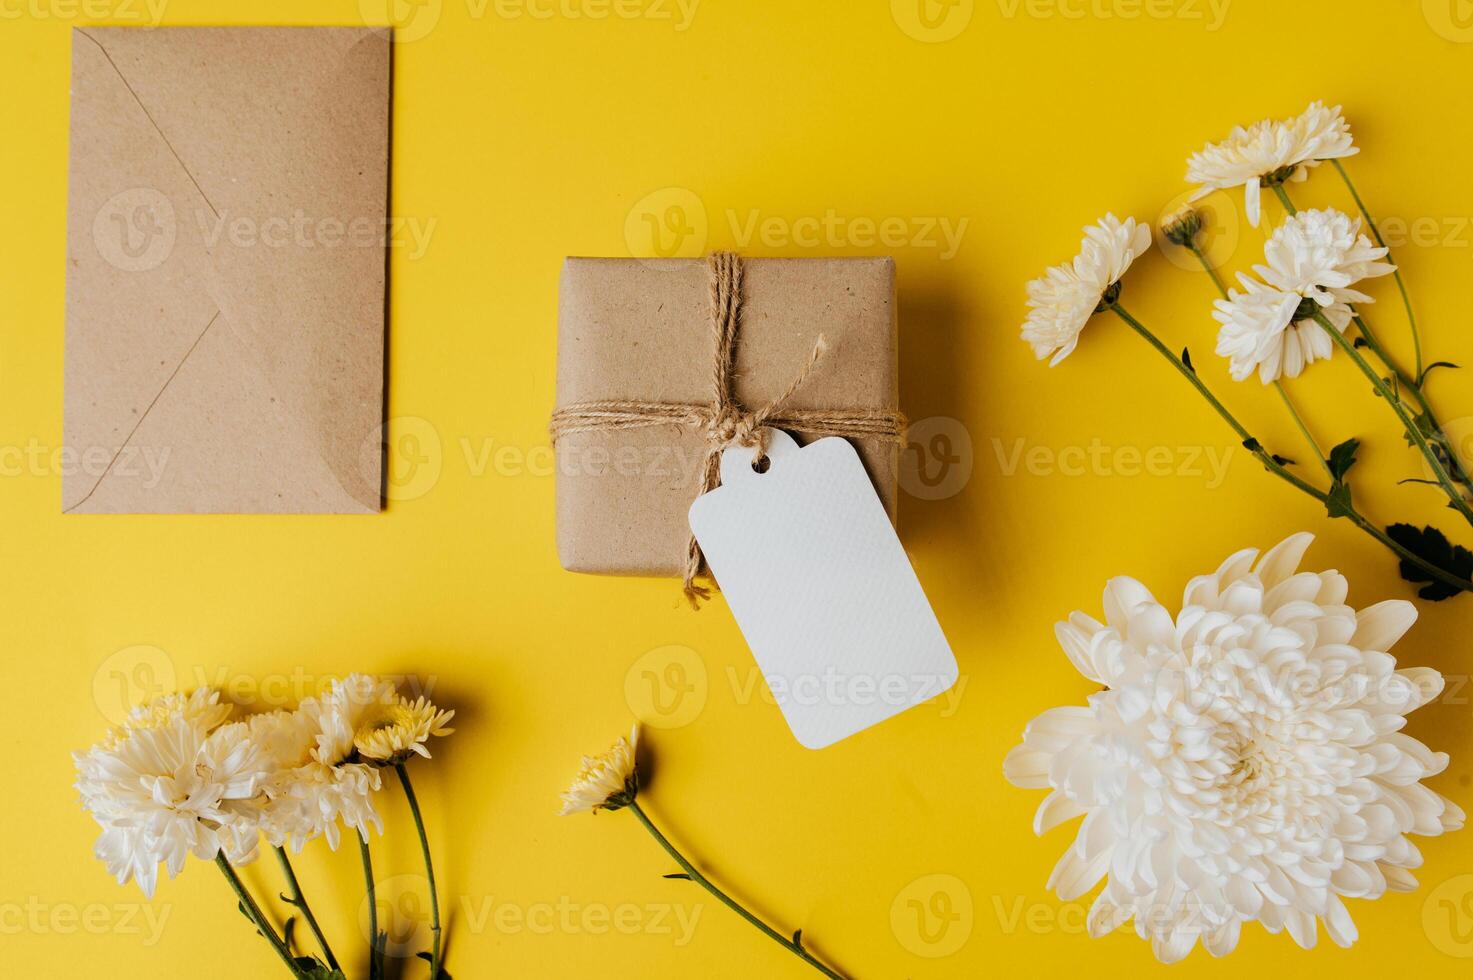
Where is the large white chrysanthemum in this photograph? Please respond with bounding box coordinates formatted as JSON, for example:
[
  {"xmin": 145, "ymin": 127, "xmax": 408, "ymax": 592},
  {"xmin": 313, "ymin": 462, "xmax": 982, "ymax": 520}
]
[
  {"xmin": 1212, "ymin": 208, "xmax": 1391, "ymax": 384},
  {"xmin": 1023, "ymin": 214, "xmax": 1152, "ymax": 365},
  {"xmin": 1004, "ymin": 534, "xmax": 1463, "ymax": 963},
  {"xmin": 1186, "ymin": 101, "xmax": 1358, "ymax": 227},
  {"xmin": 74, "ymin": 698, "xmax": 271, "ymax": 897}
]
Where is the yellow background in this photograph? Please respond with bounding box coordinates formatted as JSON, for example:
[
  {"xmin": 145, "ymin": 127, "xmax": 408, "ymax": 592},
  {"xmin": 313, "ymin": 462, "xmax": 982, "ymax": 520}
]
[{"xmin": 3, "ymin": 0, "xmax": 1473, "ymax": 975}]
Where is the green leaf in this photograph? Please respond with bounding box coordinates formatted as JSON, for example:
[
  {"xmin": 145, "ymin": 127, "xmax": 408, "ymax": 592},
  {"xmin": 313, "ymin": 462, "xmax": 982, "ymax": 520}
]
[
  {"xmin": 294, "ymin": 956, "xmax": 344, "ymax": 980},
  {"xmin": 1325, "ymin": 481, "xmax": 1355, "ymax": 520},
  {"xmin": 1387, "ymin": 523, "xmax": 1473, "ymax": 601},
  {"xmin": 235, "ymin": 901, "xmax": 265, "ymax": 938},
  {"xmin": 663, "ymin": 873, "xmax": 692, "ymax": 880},
  {"xmin": 1182, "ymin": 347, "xmax": 1195, "ymax": 373},
  {"xmin": 1419, "ymin": 361, "xmax": 1459, "ymax": 384},
  {"xmin": 1327, "ymin": 438, "xmax": 1360, "ymax": 482},
  {"xmin": 793, "ymin": 928, "xmax": 805, "ymax": 949},
  {"xmin": 1272, "ymin": 454, "xmax": 1296, "ymax": 467},
  {"xmin": 1242, "ymin": 438, "xmax": 1263, "ymax": 454},
  {"xmin": 416, "ymin": 951, "xmax": 454, "ymax": 979}
]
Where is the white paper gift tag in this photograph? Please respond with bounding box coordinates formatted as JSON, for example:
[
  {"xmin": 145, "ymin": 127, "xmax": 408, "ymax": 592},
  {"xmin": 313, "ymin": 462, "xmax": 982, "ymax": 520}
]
[{"xmin": 688, "ymin": 428, "xmax": 957, "ymax": 749}]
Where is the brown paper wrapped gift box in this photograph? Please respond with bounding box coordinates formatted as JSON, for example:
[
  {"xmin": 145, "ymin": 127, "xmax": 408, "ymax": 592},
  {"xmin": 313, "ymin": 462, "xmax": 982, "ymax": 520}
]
[{"xmin": 554, "ymin": 256, "xmax": 900, "ymax": 577}]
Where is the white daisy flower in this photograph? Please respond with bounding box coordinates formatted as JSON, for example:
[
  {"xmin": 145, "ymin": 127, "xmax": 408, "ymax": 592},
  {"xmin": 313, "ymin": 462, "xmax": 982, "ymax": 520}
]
[
  {"xmin": 241, "ymin": 678, "xmax": 413, "ymax": 854},
  {"xmin": 1023, "ymin": 214, "xmax": 1152, "ymax": 365},
  {"xmin": 1186, "ymin": 101, "xmax": 1359, "ymax": 227},
  {"xmin": 354, "ymin": 695, "xmax": 455, "ymax": 766},
  {"xmin": 105, "ymin": 687, "xmax": 232, "ymax": 746},
  {"xmin": 559, "ymin": 724, "xmax": 640, "ymax": 815},
  {"xmin": 1213, "ymin": 276, "xmax": 1354, "ymax": 383},
  {"xmin": 314, "ymin": 673, "xmax": 400, "ymax": 767},
  {"xmin": 1256, "ymin": 207, "xmax": 1395, "ymax": 306},
  {"xmin": 74, "ymin": 708, "xmax": 271, "ymax": 897},
  {"xmin": 246, "ymin": 708, "xmax": 326, "ymax": 852},
  {"xmin": 1005, "ymin": 534, "xmax": 1463, "ymax": 963},
  {"xmin": 280, "ymin": 677, "xmax": 401, "ymax": 850},
  {"xmin": 1213, "ymin": 208, "xmax": 1393, "ymax": 383}
]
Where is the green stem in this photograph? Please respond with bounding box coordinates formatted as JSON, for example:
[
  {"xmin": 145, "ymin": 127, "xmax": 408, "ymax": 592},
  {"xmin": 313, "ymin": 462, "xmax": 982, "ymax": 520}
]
[
  {"xmin": 1275, "ymin": 381, "xmax": 1332, "ymax": 477},
  {"xmin": 1188, "ymin": 241, "xmax": 1230, "ymax": 296},
  {"xmin": 1270, "ymin": 181, "xmax": 1298, "ymax": 215},
  {"xmin": 216, "ymin": 854, "xmax": 306, "ymax": 978},
  {"xmin": 1186, "ymin": 241, "xmax": 1329, "ymax": 474},
  {"xmin": 396, "ymin": 765, "xmax": 442, "ymax": 978},
  {"xmin": 627, "ymin": 800, "xmax": 846, "ymax": 980},
  {"xmin": 1314, "ymin": 310, "xmax": 1473, "ymax": 527},
  {"xmin": 359, "ymin": 836, "xmax": 384, "ymax": 980},
  {"xmin": 274, "ymin": 846, "xmax": 339, "ymax": 972},
  {"xmin": 1354, "ymin": 314, "xmax": 1473, "ymax": 496},
  {"xmin": 1109, "ymin": 303, "xmax": 1473, "ymax": 595},
  {"xmin": 1331, "ymin": 158, "xmax": 1423, "ymax": 377}
]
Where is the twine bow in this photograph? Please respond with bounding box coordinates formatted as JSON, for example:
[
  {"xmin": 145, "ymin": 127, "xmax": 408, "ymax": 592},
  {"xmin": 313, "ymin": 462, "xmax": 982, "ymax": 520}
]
[{"xmin": 550, "ymin": 252, "xmax": 907, "ymax": 607}]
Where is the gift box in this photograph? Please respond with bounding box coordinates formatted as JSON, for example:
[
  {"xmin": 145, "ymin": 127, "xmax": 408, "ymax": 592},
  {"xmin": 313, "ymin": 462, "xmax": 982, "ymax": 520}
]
[{"xmin": 553, "ymin": 255, "xmax": 901, "ymax": 580}]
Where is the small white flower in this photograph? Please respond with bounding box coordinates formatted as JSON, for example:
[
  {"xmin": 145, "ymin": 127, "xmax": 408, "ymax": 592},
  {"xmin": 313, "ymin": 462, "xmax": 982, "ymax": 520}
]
[
  {"xmin": 1004, "ymin": 534, "xmax": 1464, "ymax": 963},
  {"xmin": 314, "ymin": 673, "xmax": 400, "ymax": 768},
  {"xmin": 243, "ymin": 677, "xmax": 413, "ymax": 853},
  {"xmin": 354, "ymin": 696, "xmax": 456, "ymax": 766},
  {"xmin": 282, "ymin": 675, "xmax": 404, "ymax": 849},
  {"xmin": 74, "ymin": 697, "xmax": 271, "ymax": 897},
  {"xmin": 246, "ymin": 708, "xmax": 324, "ymax": 851},
  {"xmin": 1257, "ymin": 207, "xmax": 1395, "ymax": 306},
  {"xmin": 559, "ymin": 725, "xmax": 640, "ymax": 815},
  {"xmin": 106, "ymin": 687, "xmax": 232, "ymax": 745},
  {"xmin": 1186, "ymin": 101, "xmax": 1359, "ymax": 226},
  {"xmin": 1213, "ymin": 208, "xmax": 1392, "ymax": 383},
  {"xmin": 1023, "ymin": 214, "xmax": 1152, "ymax": 365},
  {"xmin": 1213, "ymin": 276, "xmax": 1353, "ymax": 383}
]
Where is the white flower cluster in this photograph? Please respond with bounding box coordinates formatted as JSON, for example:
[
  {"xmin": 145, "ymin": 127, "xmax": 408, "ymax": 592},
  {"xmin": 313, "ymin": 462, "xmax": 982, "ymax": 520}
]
[
  {"xmin": 73, "ymin": 675, "xmax": 453, "ymax": 896},
  {"xmin": 1022, "ymin": 102, "xmax": 1395, "ymax": 385}
]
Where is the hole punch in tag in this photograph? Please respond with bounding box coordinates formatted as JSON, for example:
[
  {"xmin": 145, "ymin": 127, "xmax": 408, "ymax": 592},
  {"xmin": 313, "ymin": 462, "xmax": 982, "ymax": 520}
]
[{"xmin": 688, "ymin": 428, "xmax": 958, "ymax": 749}]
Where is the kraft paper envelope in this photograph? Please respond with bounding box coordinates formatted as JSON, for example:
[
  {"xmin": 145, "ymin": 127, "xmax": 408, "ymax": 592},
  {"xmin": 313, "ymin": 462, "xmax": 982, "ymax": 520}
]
[{"xmin": 63, "ymin": 27, "xmax": 391, "ymax": 513}]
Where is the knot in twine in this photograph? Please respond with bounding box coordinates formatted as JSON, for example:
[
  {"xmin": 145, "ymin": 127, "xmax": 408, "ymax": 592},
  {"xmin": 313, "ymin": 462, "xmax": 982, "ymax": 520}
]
[{"xmin": 550, "ymin": 252, "xmax": 907, "ymax": 608}]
